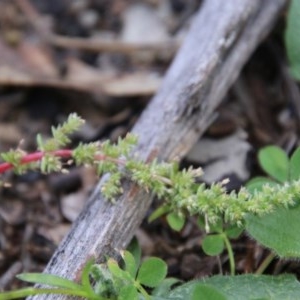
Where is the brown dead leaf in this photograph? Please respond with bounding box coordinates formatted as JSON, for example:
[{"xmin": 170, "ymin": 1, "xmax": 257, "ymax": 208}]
[
  {"xmin": 0, "ymin": 199, "xmax": 26, "ymax": 225},
  {"xmin": 61, "ymin": 191, "xmax": 87, "ymax": 222},
  {"xmin": 40, "ymin": 224, "xmax": 71, "ymax": 246},
  {"xmin": 0, "ymin": 39, "xmax": 162, "ymax": 97},
  {"xmin": 0, "ymin": 123, "xmax": 22, "ymax": 144}
]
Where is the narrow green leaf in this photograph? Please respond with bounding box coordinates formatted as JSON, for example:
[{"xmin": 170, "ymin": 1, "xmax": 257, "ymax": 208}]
[
  {"xmin": 202, "ymin": 234, "xmax": 224, "ymax": 256},
  {"xmin": 137, "ymin": 257, "xmax": 167, "ymax": 288},
  {"xmin": 36, "ymin": 134, "xmax": 44, "ymax": 151},
  {"xmin": 16, "ymin": 273, "xmax": 82, "ymax": 290},
  {"xmin": 0, "ymin": 287, "xmax": 92, "ymax": 300},
  {"xmin": 246, "ymin": 205, "xmax": 300, "ymax": 258},
  {"xmin": 191, "ymin": 284, "xmax": 227, "ymax": 300},
  {"xmin": 0, "ymin": 288, "xmax": 41, "ymax": 300},
  {"xmin": 285, "ymin": 0, "xmax": 300, "ymax": 80},
  {"xmin": 166, "ymin": 212, "xmax": 185, "ymax": 231},
  {"xmin": 258, "ymin": 146, "xmax": 289, "ymax": 183},
  {"xmin": 81, "ymin": 259, "xmax": 96, "ymax": 296},
  {"xmin": 290, "ymin": 147, "xmax": 300, "ymax": 180},
  {"xmin": 148, "ymin": 205, "xmax": 171, "ymax": 222}
]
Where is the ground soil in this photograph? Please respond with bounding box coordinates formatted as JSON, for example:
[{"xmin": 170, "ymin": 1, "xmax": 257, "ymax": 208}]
[{"xmin": 1, "ymin": 0, "xmax": 300, "ymax": 294}]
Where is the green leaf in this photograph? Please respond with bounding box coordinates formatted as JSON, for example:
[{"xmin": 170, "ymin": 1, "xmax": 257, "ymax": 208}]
[
  {"xmin": 285, "ymin": 0, "xmax": 300, "ymax": 80},
  {"xmin": 0, "ymin": 287, "xmax": 93, "ymax": 300},
  {"xmin": 148, "ymin": 205, "xmax": 171, "ymax": 222},
  {"xmin": 197, "ymin": 216, "xmax": 205, "ymax": 230},
  {"xmin": 127, "ymin": 237, "xmax": 141, "ymax": 271},
  {"xmin": 118, "ymin": 285, "xmax": 139, "ymax": 300},
  {"xmin": 81, "ymin": 259, "xmax": 96, "ymax": 297},
  {"xmin": 245, "ymin": 204, "xmax": 300, "ymax": 258},
  {"xmin": 0, "ymin": 288, "xmax": 44, "ymax": 300},
  {"xmin": 290, "ymin": 147, "xmax": 300, "ymax": 180},
  {"xmin": 36, "ymin": 133, "xmax": 44, "ymax": 151},
  {"xmin": 16, "ymin": 273, "xmax": 82, "ymax": 290},
  {"xmin": 152, "ymin": 278, "xmax": 181, "ymax": 297},
  {"xmin": 122, "ymin": 251, "xmax": 137, "ymax": 278},
  {"xmin": 137, "ymin": 257, "xmax": 167, "ymax": 288},
  {"xmin": 209, "ymin": 219, "xmax": 223, "ymax": 233},
  {"xmin": 167, "ymin": 274, "xmax": 300, "ymax": 300},
  {"xmin": 107, "ymin": 259, "xmax": 131, "ymax": 281},
  {"xmin": 246, "ymin": 177, "xmax": 277, "ymax": 193},
  {"xmin": 225, "ymin": 225, "xmax": 244, "ymax": 239},
  {"xmin": 202, "ymin": 234, "xmax": 224, "ymax": 256},
  {"xmin": 166, "ymin": 212, "xmax": 185, "ymax": 231},
  {"xmin": 258, "ymin": 146, "xmax": 289, "ymax": 183},
  {"xmin": 191, "ymin": 284, "xmax": 227, "ymax": 300}
]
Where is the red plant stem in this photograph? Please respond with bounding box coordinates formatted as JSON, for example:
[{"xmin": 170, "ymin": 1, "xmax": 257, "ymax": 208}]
[
  {"xmin": 0, "ymin": 149, "xmax": 73, "ymax": 174},
  {"xmin": 0, "ymin": 149, "xmax": 126, "ymax": 175}
]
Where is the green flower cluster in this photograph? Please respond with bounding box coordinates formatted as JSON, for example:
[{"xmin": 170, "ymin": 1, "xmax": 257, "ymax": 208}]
[{"xmin": 1, "ymin": 113, "xmax": 299, "ymax": 227}]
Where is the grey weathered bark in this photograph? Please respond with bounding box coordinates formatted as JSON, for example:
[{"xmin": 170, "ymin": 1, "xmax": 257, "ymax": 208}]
[{"xmin": 29, "ymin": 0, "xmax": 287, "ymax": 299}]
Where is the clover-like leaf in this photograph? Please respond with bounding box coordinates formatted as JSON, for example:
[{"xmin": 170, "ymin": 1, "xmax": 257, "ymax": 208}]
[
  {"xmin": 246, "ymin": 177, "xmax": 277, "ymax": 192},
  {"xmin": 202, "ymin": 234, "xmax": 224, "ymax": 256},
  {"xmin": 258, "ymin": 146, "xmax": 289, "ymax": 183},
  {"xmin": 127, "ymin": 238, "xmax": 141, "ymax": 272},
  {"xmin": 225, "ymin": 225, "xmax": 244, "ymax": 239},
  {"xmin": 166, "ymin": 212, "xmax": 185, "ymax": 231},
  {"xmin": 137, "ymin": 257, "xmax": 167, "ymax": 288},
  {"xmin": 122, "ymin": 251, "xmax": 137, "ymax": 278}
]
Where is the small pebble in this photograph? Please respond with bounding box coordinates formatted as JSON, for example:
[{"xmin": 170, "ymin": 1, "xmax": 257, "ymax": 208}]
[
  {"xmin": 70, "ymin": 0, "xmax": 88, "ymax": 14},
  {"xmin": 78, "ymin": 9, "xmax": 99, "ymax": 30}
]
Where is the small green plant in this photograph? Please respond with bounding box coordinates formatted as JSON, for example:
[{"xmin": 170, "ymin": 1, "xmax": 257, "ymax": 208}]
[
  {"xmin": 245, "ymin": 145, "xmax": 300, "ymax": 262},
  {"xmin": 0, "ymin": 250, "xmax": 171, "ymax": 300},
  {"xmin": 3, "ymin": 250, "xmax": 300, "ymax": 299},
  {"xmin": 0, "ymin": 260, "xmax": 100, "ymax": 300},
  {"xmin": 1, "ymin": 114, "xmax": 300, "ymax": 299}
]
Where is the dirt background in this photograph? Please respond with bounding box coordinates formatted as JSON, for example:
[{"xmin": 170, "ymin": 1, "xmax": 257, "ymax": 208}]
[{"xmin": 1, "ymin": 0, "xmax": 300, "ymax": 292}]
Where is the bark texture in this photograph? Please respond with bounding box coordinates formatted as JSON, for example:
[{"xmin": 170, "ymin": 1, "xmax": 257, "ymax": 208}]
[{"xmin": 29, "ymin": 0, "xmax": 288, "ymax": 299}]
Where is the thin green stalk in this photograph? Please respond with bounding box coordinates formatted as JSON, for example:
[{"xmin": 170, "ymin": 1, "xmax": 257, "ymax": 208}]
[
  {"xmin": 134, "ymin": 281, "xmax": 151, "ymax": 300},
  {"xmin": 255, "ymin": 252, "xmax": 276, "ymax": 275},
  {"xmin": 223, "ymin": 234, "xmax": 235, "ymax": 275}
]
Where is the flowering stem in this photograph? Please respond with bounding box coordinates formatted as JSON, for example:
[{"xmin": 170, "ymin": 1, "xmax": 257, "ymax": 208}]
[
  {"xmin": 0, "ymin": 149, "xmax": 73, "ymax": 174},
  {"xmin": 0, "ymin": 149, "xmax": 129, "ymax": 176}
]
